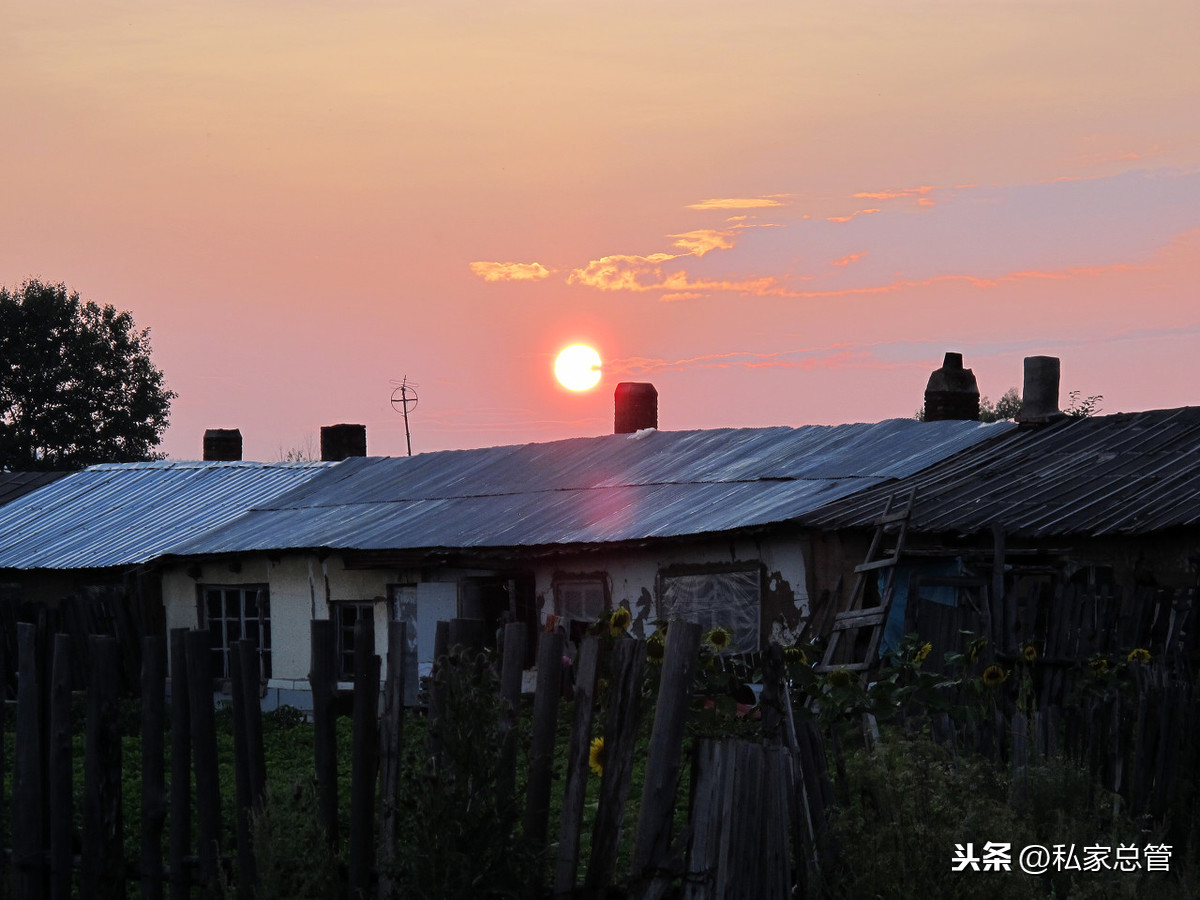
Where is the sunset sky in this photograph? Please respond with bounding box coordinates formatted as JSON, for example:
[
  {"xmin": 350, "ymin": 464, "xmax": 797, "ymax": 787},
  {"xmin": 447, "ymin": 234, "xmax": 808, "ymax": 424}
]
[{"xmin": 3, "ymin": 2, "xmax": 1198, "ymax": 461}]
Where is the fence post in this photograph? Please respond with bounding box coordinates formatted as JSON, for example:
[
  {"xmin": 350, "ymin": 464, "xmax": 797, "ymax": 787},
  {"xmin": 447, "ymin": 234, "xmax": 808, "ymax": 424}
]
[
  {"xmin": 349, "ymin": 616, "xmax": 380, "ymax": 898},
  {"xmin": 631, "ymin": 620, "xmax": 702, "ymax": 896},
  {"xmin": 49, "ymin": 634, "xmax": 74, "ymax": 900},
  {"xmin": 497, "ymin": 621, "xmax": 529, "ymax": 815},
  {"xmin": 168, "ymin": 629, "xmax": 192, "ymax": 899},
  {"xmin": 140, "ymin": 635, "xmax": 167, "ymax": 900},
  {"xmin": 230, "ymin": 642, "xmax": 257, "ymax": 894},
  {"xmin": 82, "ymin": 635, "xmax": 124, "ymax": 899},
  {"xmin": 553, "ymin": 635, "xmax": 600, "ymax": 896},
  {"xmin": 523, "ymin": 629, "xmax": 565, "ymax": 878},
  {"xmin": 378, "ymin": 619, "xmax": 409, "ymax": 900},
  {"xmin": 585, "ymin": 638, "xmax": 647, "ymax": 891},
  {"xmin": 185, "ymin": 629, "xmax": 221, "ymax": 889},
  {"xmin": 12, "ymin": 622, "xmax": 45, "ymax": 898},
  {"xmin": 309, "ymin": 618, "xmax": 339, "ymax": 846}
]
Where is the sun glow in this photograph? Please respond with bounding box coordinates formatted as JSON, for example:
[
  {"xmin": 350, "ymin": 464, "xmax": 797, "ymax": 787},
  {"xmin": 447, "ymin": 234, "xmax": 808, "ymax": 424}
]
[{"xmin": 554, "ymin": 344, "xmax": 602, "ymax": 391}]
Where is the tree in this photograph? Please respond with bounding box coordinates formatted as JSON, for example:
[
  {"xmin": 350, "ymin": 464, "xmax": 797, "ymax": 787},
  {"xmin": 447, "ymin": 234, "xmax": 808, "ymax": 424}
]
[
  {"xmin": 979, "ymin": 387, "xmax": 1022, "ymax": 423},
  {"xmin": 1, "ymin": 280, "xmax": 175, "ymax": 471}
]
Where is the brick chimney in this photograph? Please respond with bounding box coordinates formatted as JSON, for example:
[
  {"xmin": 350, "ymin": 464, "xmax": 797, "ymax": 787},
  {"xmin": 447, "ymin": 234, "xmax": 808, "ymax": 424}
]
[
  {"xmin": 923, "ymin": 352, "xmax": 980, "ymax": 421},
  {"xmin": 320, "ymin": 424, "xmax": 367, "ymax": 461},
  {"xmin": 202, "ymin": 428, "xmax": 242, "ymax": 461},
  {"xmin": 1019, "ymin": 356, "xmax": 1063, "ymax": 424},
  {"xmin": 614, "ymin": 383, "xmax": 658, "ymax": 434}
]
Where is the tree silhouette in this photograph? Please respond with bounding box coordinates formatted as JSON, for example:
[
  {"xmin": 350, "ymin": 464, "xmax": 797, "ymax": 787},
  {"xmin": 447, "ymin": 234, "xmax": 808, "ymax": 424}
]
[{"xmin": 1, "ymin": 280, "xmax": 175, "ymax": 470}]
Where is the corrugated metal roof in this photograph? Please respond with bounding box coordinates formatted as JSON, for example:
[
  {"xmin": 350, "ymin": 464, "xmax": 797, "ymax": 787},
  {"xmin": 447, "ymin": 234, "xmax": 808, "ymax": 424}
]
[
  {"xmin": 803, "ymin": 407, "xmax": 1200, "ymax": 537},
  {"xmin": 0, "ymin": 460, "xmax": 334, "ymax": 570},
  {"xmin": 166, "ymin": 419, "xmax": 1013, "ymax": 556},
  {"xmin": 0, "ymin": 471, "xmax": 68, "ymax": 507}
]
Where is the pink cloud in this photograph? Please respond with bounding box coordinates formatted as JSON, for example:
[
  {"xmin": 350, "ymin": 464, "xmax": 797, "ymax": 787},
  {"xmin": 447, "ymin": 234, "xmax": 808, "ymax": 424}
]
[
  {"xmin": 669, "ymin": 229, "xmax": 736, "ymax": 256},
  {"xmin": 686, "ymin": 197, "xmax": 785, "ymax": 210},
  {"xmin": 469, "ymin": 261, "xmax": 553, "ymax": 282},
  {"xmin": 827, "ymin": 208, "xmax": 881, "ymax": 224},
  {"xmin": 853, "ymin": 185, "xmax": 937, "ymax": 200},
  {"xmin": 831, "ymin": 252, "xmax": 866, "ymax": 268}
]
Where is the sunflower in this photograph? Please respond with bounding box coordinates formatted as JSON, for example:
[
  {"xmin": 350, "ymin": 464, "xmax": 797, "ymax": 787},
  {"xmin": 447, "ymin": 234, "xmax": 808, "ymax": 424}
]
[
  {"xmin": 914, "ymin": 642, "xmax": 932, "ymax": 664},
  {"xmin": 705, "ymin": 626, "xmax": 733, "ymax": 653},
  {"xmin": 1088, "ymin": 656, "xmax": 1109, "ymax": 676},
  {"xmin": 784, "ymin": 646, "xmax": 808, "ymax": 666},
  {"xmin": 646, "ymin": 632, "xmax": 666, "ymax": 664},
  {"xmin": 982, "ymin": 664, "xmax": 1008, "ymax": 688},
  {"xmin": 1127, "ymin": 647, "xmax": 1151, "ymax": 664},
  {"xmin": 827, "ymin": 668, "xmax": 854, "ymax": 689},
  {"xmin": 609, "ymin": 606, "xmax": 632, "ymax": 636},
  {"xmin": 1022, "ymin": 643, "xmax": 1038, "ymax": 663},
  {"xmin": 588, "ymin": 736, "xmax": 606, "ymax": 776}
]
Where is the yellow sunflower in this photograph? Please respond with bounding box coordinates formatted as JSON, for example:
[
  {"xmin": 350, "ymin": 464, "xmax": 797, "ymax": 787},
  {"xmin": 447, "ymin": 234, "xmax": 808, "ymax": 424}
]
[
  {"xmin": 588, "ymin": 736, "xmax": 606, "ymax": 776},
  {"xmin": 1022, "ymin": 643, "xmax": 1038, "ymax": 663},
  {"xmin": 1127, "ymin": 648, "xmax": 1151, "ymax": 664},
  {"xmin": 914, "ymin": 642, "xmax": 932, "ymax": 664},
  {"xmin": 982, "ymin": 664, "xmax": 1008, "ymax": 688},
  {"xmin": 1088, "ymin": 656, "xmax": 1109, "ymax": 676},
  {"xmin": 609, "ymin": 606, "xmax": 632, "ymax": 636},
  {"xmin": 784, "ymin": 646, "xmax": 808, "ymax": 666},
  {"xmin": 705, "ymin": 626, "xmax": 733, "ymax": 653}
]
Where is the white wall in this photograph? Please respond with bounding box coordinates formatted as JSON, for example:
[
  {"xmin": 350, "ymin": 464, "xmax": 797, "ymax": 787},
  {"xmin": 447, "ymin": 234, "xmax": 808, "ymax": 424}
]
[{"xmin": 160, "ymin": 530, "xmax": 809, "ymax": 708}]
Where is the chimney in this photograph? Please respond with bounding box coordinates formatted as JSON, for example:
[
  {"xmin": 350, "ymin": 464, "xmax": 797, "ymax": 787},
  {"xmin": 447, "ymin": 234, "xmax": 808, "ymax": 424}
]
[
  {"xmin": 923, "ymin": 352, "xmax": 980, "ymax": 421},
  {"xmin": 614, "ymin": 383, "xmax": 658, "ymax": 434},
  {"xmin": 320, "ymin": 423, "xmax": 367, "ymax": 461},
  {"xmin": 202, "ymin": 428, "xmax": 242, "ymax": 461},
  {"xmin": 1019, "ymin": 356, "xmax": 1062, "ymax": 424}
]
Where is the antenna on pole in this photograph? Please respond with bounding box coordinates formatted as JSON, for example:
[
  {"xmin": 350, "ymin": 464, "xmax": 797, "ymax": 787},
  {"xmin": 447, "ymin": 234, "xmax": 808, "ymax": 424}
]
[{"xmin": 390, "ymin": 376, "xmax": 419, "ymax": 457}]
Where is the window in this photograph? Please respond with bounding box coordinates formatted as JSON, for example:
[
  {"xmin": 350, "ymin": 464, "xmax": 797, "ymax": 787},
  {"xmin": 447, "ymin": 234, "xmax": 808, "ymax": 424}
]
[
  {"xmin": 200, "ymin": 585, "xmax": 271, "ymax": 679},
  {"xmin": 658, "ymin": 566, "xmax": 761, "ymax": 653},
  {"xmin": 334, "ymin": 602, "xmax": 377, "ymax": 681},
  {"xmin": 554, "ymin": 576, "xmax": 609, "ymax": 640}
]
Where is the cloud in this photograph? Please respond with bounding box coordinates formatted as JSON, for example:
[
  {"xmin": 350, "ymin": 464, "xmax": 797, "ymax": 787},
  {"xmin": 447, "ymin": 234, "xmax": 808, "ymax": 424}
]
[
  {"xmin": 831, "ymin": 252, "xmax": 866, "ymax": 268},
  {"xmin": 610, "ymin": 344, "xmax": 875, "ymax": 375},
  {"xmin": 826, "ymin": 208, "xmax": 880, "ymax": 223},
  {"xmin": 853, "ymin": 185, "xmax": 937, "ymax": 200},
  {"xmin": 686, "ymin": 197, "xmax": 785, "ymax": 210},
  {"xmin": 468, "ymin": 261, "xmax": 552, "ymax": 282},
  {"xmin": 669, "ymin": 229, "xmax": 736, "ymax": 256}
]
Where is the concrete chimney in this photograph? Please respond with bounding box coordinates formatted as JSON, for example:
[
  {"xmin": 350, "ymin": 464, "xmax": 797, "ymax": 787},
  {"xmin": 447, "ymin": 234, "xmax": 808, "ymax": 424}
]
[
  {"xmin": 923, "ymin": 352, "xmax": 980, "ymax": 421},
  {"xmin": 202, "ymin": 428, "xmax": 242, "ymax": 461},
  {"xmin": 614, "ymin": 383, "xmax": 658, "ymax": 434},
  {"xmin": 320, "ymin": 424, "xmax": 367, "ymax": 461},
  {"xmin": 1019, "ymin": 356, "xmax": 1062, "ymax": 424}
]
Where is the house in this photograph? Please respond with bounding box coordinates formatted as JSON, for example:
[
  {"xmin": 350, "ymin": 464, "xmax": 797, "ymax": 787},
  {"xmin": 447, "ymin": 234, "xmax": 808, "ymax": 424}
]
[
  {"xmin": 154, "ymin": 389, "xmax": 1012, "ymax": 707},
  {"xmin": 0, "ymin": 440, "xmax": 335, "ymax": 689}
]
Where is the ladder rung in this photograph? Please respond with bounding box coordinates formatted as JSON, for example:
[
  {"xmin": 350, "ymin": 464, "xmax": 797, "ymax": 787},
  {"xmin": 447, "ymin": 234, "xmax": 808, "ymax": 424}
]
[
  {"xmin": 815, "ymin": 661, "xmax": 871, "ymax": 674},
  {"xmin": 855, "ymin": 557, "xmax": 898, "ymax": 573},
  {"xmin": 832, "ymin": 609, "xmax": 887, "ymax": 629},
  {"xmin": 877, "ymin": 510, "xmax": 911, "ymax": 525}
]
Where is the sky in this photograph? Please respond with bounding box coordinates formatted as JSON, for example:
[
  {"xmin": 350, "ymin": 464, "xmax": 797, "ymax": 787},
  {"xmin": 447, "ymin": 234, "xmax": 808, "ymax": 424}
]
[{"xmin": 3, "ymin": 1, "xmax": 1198, "ymax": 461}]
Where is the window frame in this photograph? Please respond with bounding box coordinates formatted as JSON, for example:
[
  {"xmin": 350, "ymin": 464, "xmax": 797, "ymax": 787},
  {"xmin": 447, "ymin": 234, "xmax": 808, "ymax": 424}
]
[
  {"xmin": 332, "ymin": 600, "xmax": 379, "ymax": 682},
  {"xmin": 197, "ymin": 583, "xmax": 272, "ymax": 680},
  {"xmin": 656, "ymin": 563, "xmax": 763, "ymax": 653}
]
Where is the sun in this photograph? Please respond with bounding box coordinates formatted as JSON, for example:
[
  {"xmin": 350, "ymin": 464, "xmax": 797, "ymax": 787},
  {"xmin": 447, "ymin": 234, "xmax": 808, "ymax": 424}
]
[{"xmin": 554, "ymin": 344, "xmax": 602, "ymax": 391}]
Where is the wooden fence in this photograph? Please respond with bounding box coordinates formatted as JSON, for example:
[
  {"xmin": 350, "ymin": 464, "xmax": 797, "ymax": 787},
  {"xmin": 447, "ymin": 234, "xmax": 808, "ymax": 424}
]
[{"xmin": 0, "ymin": 616, "xmax": 835, "ymax": 899}]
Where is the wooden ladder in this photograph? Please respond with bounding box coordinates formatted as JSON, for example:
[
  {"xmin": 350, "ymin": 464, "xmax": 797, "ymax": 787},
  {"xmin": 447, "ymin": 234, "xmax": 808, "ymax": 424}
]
[{"xmin": 816, "ymin": 488, "xmax": 916, "ymax": 675}]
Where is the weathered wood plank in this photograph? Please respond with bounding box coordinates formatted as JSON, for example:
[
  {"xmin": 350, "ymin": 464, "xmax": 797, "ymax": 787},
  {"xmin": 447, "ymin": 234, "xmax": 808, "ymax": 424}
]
[
  {"xmin": 497, "ymin": 621, "xmax": 528, "ymax": 815},
  {"xmin": 82, "ymin": 635, "xmax": 124, "ymax": 899},
  {"xmin": 140, "ymin": 636, "xmax": 167, "ymax": 900},
  {"xmin": 378, "ymin": 620, "xmax": 408, "ymax": 900},
  {"xmin": 309, "ymin": 618, "xmax": 339, "ymax": 846},
  {"xmin": 523, "ymin": 629, "xmax": 565, "ymax": 888},
  {"xmin": 49, "ymin": 634, "xmax": 74, "ymax": 900},
  {"xmin": 185, "ymin": 628, "xmax": 221, "ymax": 889},
  {"xmin": 12, "ymin": 622, "xmax": 45, "ymax": 899},
  {"xmin": 168, "ymin": 628, "xmax": 192, "ymax": 900},
  {"xmin": 349, "ymin": 617, "xmax": 380, "ymax": 899},
  {"xmin": 585, "ymin": 638, "xmax": 647, "ymax": 890},
  {"xmin": 631, "ymin": 620, "xmax": 701, "ymax": 894},
  {"xmin": 553, "ymin": 634, "xmax": 600, "ymax": 897}
]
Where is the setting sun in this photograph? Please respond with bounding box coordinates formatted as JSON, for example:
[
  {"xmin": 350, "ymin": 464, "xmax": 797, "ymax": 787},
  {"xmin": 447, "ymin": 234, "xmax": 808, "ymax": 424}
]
[{"xmin": 554, "ymin": 344, "xmax": 602, "ymax": 391}]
